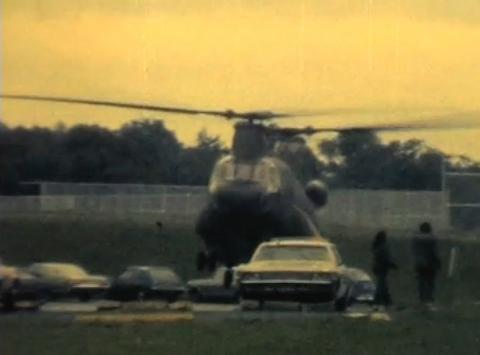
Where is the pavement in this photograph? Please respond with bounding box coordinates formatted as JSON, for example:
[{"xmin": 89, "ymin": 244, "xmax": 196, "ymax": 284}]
[{"xmin": 1, "ymin": 300, "xmax": 392, "ymax": 323}]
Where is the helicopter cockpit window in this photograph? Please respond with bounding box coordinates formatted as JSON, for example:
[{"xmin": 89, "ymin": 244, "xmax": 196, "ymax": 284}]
[{"xmin": 209, "ymin": 157, "xmax": 281, "ymax": 193}]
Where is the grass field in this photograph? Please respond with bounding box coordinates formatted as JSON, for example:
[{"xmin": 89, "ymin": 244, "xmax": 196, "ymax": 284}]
[
  {"xmin": 1, "ymin": 307, "xmax": 480, "ymax": 355},
  {"xmin": 1, "ymin": 214, "xmax": 479, "ymax": 305},
  {"xmin": 0, "ymin": 214, "xmax": 201, "ymax": 279},
  {"xmin": 1, "ymin": 214, "xmax": 480, "ymax": 355}
]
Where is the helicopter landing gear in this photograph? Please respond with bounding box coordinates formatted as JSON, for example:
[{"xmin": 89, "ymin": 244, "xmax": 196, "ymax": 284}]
[
  {"xmin": 223, "ymin": 268, "xmax": 234, "ymax": 289},
  {"xmin": 196, "ymin": 251, "xmax": 207, "ymax": 271},
  {"xmin": 196, "ymin": 251, "xmax": 218, "ymax": 272}
]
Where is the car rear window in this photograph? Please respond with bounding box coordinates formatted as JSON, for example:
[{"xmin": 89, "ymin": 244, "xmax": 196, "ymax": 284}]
[{"xmin": 253, "ymin": 245, "xmax": 331, "ymax": 262}]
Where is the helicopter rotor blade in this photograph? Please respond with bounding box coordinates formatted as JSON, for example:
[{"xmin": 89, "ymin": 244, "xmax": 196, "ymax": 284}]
[
  {"xmin": 268, "ymin": 112, "xmax": 480, "ymax": 137},
  {"xmin": 318, "ymin": 113, "xmax": 480, "ymax": 133},
  {"xmin": 0, "ymin": 94, "xmax": 248, "ymax": 119},
  {"xmin": 3, "ymin": 94, "xmax": 480, "ymax": 130},
  {"xmin": 0, "ymin": 94, "xmax": 306, "ymax": 121},
  {"xmin": 1, "ymin": 94, "xmax": 453, "ymax": 121},
  {"xmin": 270, "ymin": 106, "xmax": 457, "ymax": 119}
]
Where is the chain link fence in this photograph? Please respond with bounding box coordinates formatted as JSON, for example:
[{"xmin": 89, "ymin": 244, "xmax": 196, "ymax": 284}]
[{"xmin": 0, "ymin": 183, "xmax": 450, "ymax": 236}]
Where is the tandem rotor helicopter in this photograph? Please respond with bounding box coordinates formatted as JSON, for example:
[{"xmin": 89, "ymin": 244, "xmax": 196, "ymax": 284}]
[{"xmin": 0, "ymin": 94, "xmax": 472, "ymax": 272}]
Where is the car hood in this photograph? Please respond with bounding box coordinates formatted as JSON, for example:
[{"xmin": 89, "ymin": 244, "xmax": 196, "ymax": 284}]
[{"xmin": 237, "ymin": 260, "xmax": 337, "ymax": 273}]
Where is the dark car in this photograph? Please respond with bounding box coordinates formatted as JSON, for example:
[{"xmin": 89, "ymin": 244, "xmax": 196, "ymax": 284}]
[
  {"xmin": 27, "ymin": 262, "xmax": 110, "ymax": 301},
  {"xmin": 187, "ymin": 267, "xmax": 239, "ymax": 303},
  {"xmin": 341, "ymin": 267, "xmax": 375, "ymax": 305},
  {"xmin": 107, "ymin": 266, "xmax": 186, "ymax": 302},
  {"xmin": 1, "ymin": 265, "xmax": 48, "ymax": 310}
]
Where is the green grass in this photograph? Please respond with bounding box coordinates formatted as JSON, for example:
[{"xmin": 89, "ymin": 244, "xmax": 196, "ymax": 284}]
[
  {"xmin": 1, "ymin": 308, "xmax": 480, "ymax": 355},
  {"xmin": 1, "ymin": 214, "xmax": 480, "ymax": 305},
  {"xmin": 2, "ymin": 214, "xmax": 480, "ymax": 355},
  {"xmin": 332, "ymin": 233, "xmax": 480, "ymax": 306},
  {"xmin": 0, "ymin": 214, "xmax": 201, "ymax": 279}
]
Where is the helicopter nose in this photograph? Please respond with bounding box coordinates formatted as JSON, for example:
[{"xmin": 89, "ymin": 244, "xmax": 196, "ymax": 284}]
[{"xmin": 213, "ymin": 183, "xmax": 269, "ymax": 212}]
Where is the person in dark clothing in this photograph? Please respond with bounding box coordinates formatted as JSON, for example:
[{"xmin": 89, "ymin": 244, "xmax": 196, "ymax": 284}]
[
  {"xmin": 372, "ymin": 231, "xmax": 397, "ymax": 308},
  {"xmin": 412, "ymin": 222, "xmax": 441, "ymax": 305}
]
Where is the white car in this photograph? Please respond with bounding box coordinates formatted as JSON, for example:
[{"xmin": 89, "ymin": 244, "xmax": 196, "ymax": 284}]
[{"xmin": 236, "ymin": 238, "xmax": 374, "ymax": 310}]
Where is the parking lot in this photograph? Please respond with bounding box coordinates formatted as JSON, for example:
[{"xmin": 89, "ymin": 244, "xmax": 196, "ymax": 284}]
[{"xmin": 0, "ymin": 299, "xmax": 387, "ymax": 325}]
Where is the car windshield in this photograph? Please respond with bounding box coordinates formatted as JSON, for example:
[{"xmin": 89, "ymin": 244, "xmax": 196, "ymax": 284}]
[
  {"xmin": 253, "ymin": 245, "xmax": 331, "ymax": 262},
  {"xmin": 34, "ymin": 264, "xmax": 88, "ymax": 278}
]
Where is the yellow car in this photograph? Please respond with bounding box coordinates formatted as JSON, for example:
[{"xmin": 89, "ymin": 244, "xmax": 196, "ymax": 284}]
[{"xmin": 236, "ymin": 238, "xmax": 364, "ymax": 311}]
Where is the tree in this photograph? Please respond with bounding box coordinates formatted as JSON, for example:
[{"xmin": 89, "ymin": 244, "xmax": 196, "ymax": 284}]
[
  {"xmin": 118, "ymin": 119, "xmax": 183, "ymax": 183},
  {"xmin": 274, "ymin": 137, "xmax": 325, "ymax": 184},
  {"xmin": 59, "ymin": 124, "xmax": 120, "ymax": 182},
  {"xmin": 318, "ymin": 131, "xmax": 445, "ymax": 190}
]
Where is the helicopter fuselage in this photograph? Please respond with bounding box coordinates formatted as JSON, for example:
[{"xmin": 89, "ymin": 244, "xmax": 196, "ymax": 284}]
[{"xmin": 195, "ymin": 154, "xmax": 322, "ymax": 267}]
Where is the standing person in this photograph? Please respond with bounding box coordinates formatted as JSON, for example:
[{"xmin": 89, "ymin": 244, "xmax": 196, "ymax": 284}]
[
  {"xmin": 372, "ymin": 230, "xmax": 397, "ymax": 310},
  {"xmin": 412, "ymin": 222, "xmax": 441, "ymax": 309}
]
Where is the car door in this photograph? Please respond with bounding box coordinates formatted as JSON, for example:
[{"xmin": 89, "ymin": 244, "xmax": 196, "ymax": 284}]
[
  {"xmin": 112, "ymin": 269, "xmax": 145, "ymax": 300},
  {"xmin": 28, "ymin": 265, "xmax": 69, "ymax": 296},
  {"xmin": 211, "ymin": 268, "xmax": 237, "ymax": 299},
  {"xmin": 135, "ymin": 270, "xmax": 153, "ymax": 298}
]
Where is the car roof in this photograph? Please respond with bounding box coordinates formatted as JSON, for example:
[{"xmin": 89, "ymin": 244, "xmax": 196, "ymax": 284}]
[
  {"xmin": 127, "ymin": 266, "xmax": 175, "ymax": 272},
  {"xmin": 259, "ymin": 237, "xmax": 333, "ymax": 248},
  {"xmin": 30, "ymin": 262, "xmax": 83, "ymax": 268}
]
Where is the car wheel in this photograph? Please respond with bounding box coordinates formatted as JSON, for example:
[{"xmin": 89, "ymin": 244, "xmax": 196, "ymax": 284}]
[
  {"xmin": 334, "ymin": 287, "xmax": 352, "ymax": 312},
  {"xmin": 2, "ymin": 279, "xmax": 19, "ymax": 312},
  {"xmin": 38, "ymin": 289, "xmax": 52, "ymax": 303},
  {"xmin": 78, "ymin": 293, "xmax": 91, "ymax": 302},
  {"xmin": 189, "ymin": 289, "xmax": 203, "ymax": 303},
  {"xmin": 334, "ymin": 296, "xmax": 347, "ymax": 312},
  {"xmin": 2, "ymin": 291, "xmax": 16, "ymax": 312}
]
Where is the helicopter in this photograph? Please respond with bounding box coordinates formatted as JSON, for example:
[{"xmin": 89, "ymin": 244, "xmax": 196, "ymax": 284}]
[{"xmin": 0, "ymin": 94, "xmax": 474, "ymax": 271}]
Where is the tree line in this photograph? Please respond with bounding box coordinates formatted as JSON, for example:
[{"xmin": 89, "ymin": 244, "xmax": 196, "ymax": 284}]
[
  {"xmin": 1, "ymin": 119, "xmax": 480, "ymax": 228},
  {"xmin": 1, "ymin": 119, "xmax": 480, "ymax": 191},
  {"xmin": 0, "ymin": 120, "xmax": 226, "ymax": 193}
]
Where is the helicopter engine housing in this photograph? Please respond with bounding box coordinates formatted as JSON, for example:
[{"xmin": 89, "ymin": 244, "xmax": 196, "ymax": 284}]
[{"xmin": 305, "ymin": 180, "xmax": 328, "ymax": 208}]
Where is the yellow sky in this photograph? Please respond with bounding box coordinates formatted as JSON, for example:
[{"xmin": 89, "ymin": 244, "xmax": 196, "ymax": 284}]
[{"xmin": 2, "ymin": 0, "xmax": 480, "ymax": 158}]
